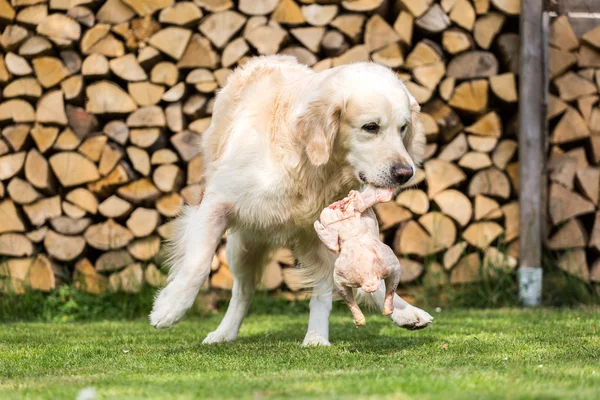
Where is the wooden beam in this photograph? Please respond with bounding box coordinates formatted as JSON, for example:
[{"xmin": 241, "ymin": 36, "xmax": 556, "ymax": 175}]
[
  {"xmin": 518, "ymin": 0, "xmax": 544, "ymax": 306},
  {"xmin": 566, "ymin": 16, "xmax": 600, "ymax": 38},
  {"xmin": 551, "ymin": 0, "xmax": 600, "ymax": 14}
]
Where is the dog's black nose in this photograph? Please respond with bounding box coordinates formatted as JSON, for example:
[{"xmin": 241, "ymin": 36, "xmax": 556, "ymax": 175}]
[{"xmin": 391, "ymin": 163, "xmax": 414, "ymax": 184}]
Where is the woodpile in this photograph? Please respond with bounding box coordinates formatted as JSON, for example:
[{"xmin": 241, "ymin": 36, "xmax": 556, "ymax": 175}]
[
  {"xmin": 0, "ymin": 0, "xmax": 523, "ymax": 296},
  {"xmin": 546, "ymin": 17, "xmax": 600, "ymax": 285},
  {"xmin": 375, "ymin": 1, "xmax": 521, "ymax": 287}
]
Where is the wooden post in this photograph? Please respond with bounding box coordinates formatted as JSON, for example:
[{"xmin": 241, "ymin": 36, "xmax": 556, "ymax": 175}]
[{"xmin": 518, "ymin": 0, "xmax": 545, "ymax": 307}]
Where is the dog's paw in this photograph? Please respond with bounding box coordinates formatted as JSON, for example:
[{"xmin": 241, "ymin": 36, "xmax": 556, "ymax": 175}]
[
  {"xmin": 149, "ymin": 303, "xmax": 182, "ymax": 329},
  {"xmin": 302, "ymin": 331, "xmax": 331, "ymax": 347},
  {"xmin": 202, "ymin": 330, "xmax": 237, "ymax": 344},
  {"xmin": 149, "ymin": 284, "xmax": 190, "ymax": 329},
  {"xmin": 390, "ymin": 306, "xmax": 433, "ymax": 331}
]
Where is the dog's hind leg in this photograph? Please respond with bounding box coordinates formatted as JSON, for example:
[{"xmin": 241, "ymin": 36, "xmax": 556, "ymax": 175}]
[
  {"xmin": 203, "ymin": 233, "xmax": 271, "ymax": 344},
  {"xmin": 150, "ymin": 196, "xmax": 230, "ymax": 328}
]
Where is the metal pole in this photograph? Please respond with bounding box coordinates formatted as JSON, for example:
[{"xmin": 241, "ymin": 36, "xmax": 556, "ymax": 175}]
[{"xmin": 518, "ymin": 0, "xmax": 545, "ymax": 307}]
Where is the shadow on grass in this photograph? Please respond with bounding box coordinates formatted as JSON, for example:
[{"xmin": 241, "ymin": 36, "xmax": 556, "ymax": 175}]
[{"xmin": 176, "ymin": 317, "xmax": 438, "ymax": 355}]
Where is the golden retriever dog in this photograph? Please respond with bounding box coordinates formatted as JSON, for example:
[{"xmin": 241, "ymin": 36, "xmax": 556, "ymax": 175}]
[{"xmin": 150, "ymin": 56, "xmax": 433, "ymax": 346}]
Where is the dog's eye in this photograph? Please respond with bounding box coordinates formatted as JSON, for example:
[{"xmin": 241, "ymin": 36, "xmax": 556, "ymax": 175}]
[
  {"xmin": 362, "ymin": 122, "xmax": 379, "ymax": 134},
  {"xmin": 399, "ymin": 124, "xmax": 408, "ymax": 137}
]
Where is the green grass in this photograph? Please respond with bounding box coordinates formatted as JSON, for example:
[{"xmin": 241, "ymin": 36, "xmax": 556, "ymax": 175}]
[{"xmin": 1, "ymin": 308, "xmax": 599, "ymax": 399}]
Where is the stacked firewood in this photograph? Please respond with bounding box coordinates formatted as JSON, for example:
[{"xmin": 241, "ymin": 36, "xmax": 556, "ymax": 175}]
[
  {"xmin": 0, "ymin": 0, "xmax": 522, "ymax": 296},
  {"xmin": 370, "ymin": 0, "xmax": 521, "ymax": 288},
  {"xmin": 546, "ymin": 16, "xmax": 600, "ymax": 285}
]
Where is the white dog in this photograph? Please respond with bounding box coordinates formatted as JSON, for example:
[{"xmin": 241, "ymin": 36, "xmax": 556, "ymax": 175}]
[{"xmin": 150, "ymin": 56, "xmax": 433, "ymax": 346}]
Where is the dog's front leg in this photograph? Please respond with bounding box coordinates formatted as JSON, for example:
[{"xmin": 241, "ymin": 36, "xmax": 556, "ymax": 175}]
[
  {"xmin": 360, "ymin": 286, "xmax": 433, "ymax": 330},
  {"xmin": 303, "ymin": 279, "xmax": 333, "ymax": 347},
  {"xmin": 389, "ymin": 294, "xmax": 433, "ymax": 330},
  {"xmin": 373, "ymin": 247, "xmax": 433, "ymax": 329},
  {"xmin": 296, "ymin": 245, "xmax": 336, "ymax": 347}
]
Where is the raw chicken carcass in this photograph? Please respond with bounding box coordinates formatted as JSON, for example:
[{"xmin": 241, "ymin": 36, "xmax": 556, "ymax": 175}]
[{"xmin": 314, "ymin": 186, "xmax": 402, "ymax": 327}]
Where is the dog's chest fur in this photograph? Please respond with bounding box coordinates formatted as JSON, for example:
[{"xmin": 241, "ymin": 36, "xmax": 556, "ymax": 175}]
[{"xmin": 229, "ymin": 170, "xmax": 358, "ymax": 248}]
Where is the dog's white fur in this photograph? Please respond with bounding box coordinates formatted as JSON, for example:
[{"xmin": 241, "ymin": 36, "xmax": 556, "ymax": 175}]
[{"xmin": 150, "ymin": 56, "xmax": 433, "ymax": 346}]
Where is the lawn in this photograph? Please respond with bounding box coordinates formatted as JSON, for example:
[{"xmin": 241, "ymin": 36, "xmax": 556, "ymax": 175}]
[{"xmin": 1, "ymin": 308, "xmax": 599, "ymax": 399}]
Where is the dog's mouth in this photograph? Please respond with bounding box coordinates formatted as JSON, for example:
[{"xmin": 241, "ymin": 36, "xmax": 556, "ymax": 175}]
[
  {"xmin": 358, "ymin": 171, "xmax": 397, "ymax": 189},
  {"xmin": 358, "ymin": 172, "xmax": 368, "ymax": 184}
]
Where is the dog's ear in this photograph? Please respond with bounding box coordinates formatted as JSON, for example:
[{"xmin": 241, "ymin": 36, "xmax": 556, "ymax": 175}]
[
  {"xmin": 409, "ymin": 94, "xmax": 421, "ymax": 126},
  {"xmin": 405, "ymin": 93, "xmax": 425, "ymax": 166},
  {"xmin": 298, "ymin": 99, "xmax": 340, "ymax": 166}
]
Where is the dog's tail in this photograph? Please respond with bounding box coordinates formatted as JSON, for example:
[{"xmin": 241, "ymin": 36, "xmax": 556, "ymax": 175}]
[
  {"xmin": 164, "ymin": 202, "xmax": 227, "ymax": 286},
  {"xmin": 164, "ymin": 205, "xmax": 204, "ymax": 284}
]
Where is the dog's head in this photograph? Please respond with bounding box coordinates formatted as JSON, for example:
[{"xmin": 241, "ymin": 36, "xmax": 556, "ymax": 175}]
[{"xmin": 299, "ymin": 63, "xmax": 425, "ymax": 188}]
